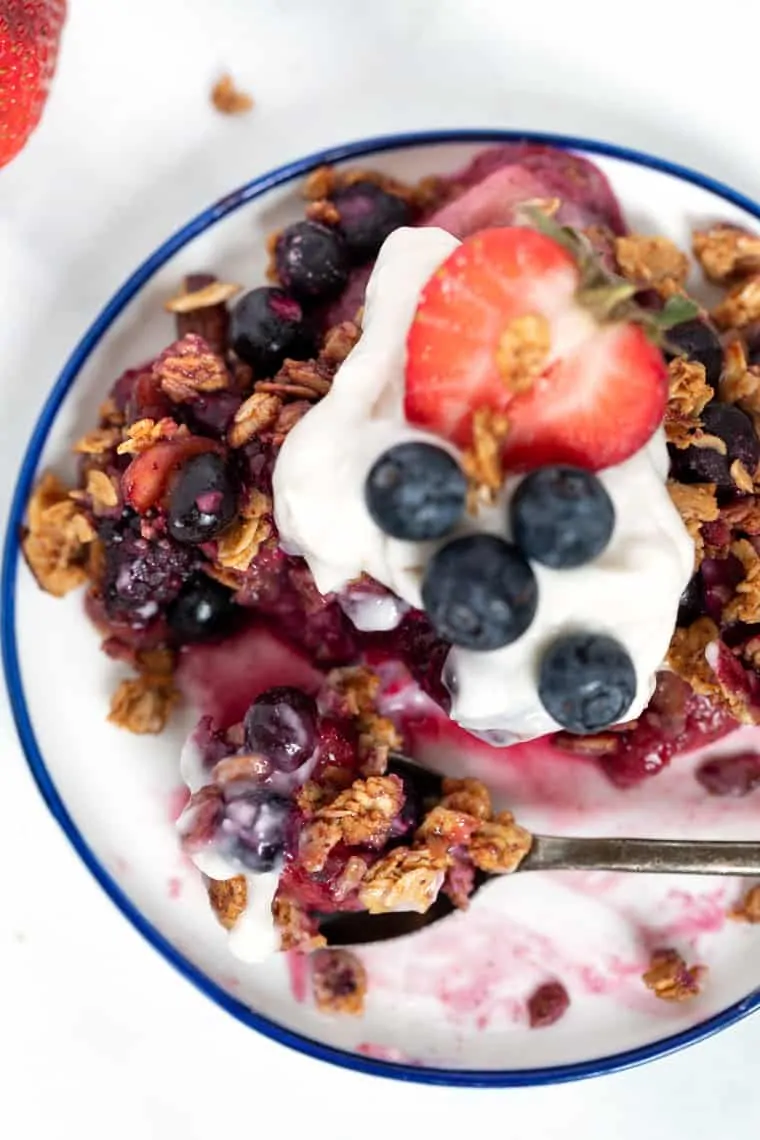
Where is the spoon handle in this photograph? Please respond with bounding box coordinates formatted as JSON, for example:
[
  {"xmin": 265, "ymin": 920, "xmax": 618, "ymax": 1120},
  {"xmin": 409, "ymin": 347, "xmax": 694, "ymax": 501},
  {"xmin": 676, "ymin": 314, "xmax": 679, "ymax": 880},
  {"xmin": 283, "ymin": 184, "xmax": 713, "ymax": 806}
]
[{"xmin": 524, "ymin": 834, "xmax": 760, "ymax": 876}]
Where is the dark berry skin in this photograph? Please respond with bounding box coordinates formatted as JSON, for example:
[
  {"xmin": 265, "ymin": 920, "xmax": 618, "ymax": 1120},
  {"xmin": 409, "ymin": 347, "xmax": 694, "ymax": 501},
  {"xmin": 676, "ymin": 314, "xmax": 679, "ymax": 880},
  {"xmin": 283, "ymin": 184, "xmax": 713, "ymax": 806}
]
[
  {"xmin": 333, "ymin": 182, "xmax": 412, "ymax": 261},
  {"xmin": 665, "ymin": 318, "xmax": 724, "ymax": 386},
  {"xmin": 538, "ymin": 632, "xmax": 636, "ymax": 734},
  {"xmin": 421, "ymin": 534, "xmax": 538, "ymax": 651},
  {"xmin": 510, "ymin": 466, "xmax": 615, "ymax": 569},
  {"xmin": 365, "ymin": 442, "xmax": 467, "ymax": 541},
  {"xmin": 168, "ymin": 452, "xmax": 237, "ymax": 545},
  {"xmin": 677, "ymin": 572, "xmax": 704, "ymax": 627},
  {"xmin": 230, "ymin": 287, "xmax": 315, "ymax": 377},
  {"xmin": 101, "ymin": 512, "xmax": 197, "ymax": 625},
  {"xmin": 166, "ymin": 575, "xmax": 239, "ymax": 642},
  {"xmin": 275, "ymin": 221, "xmax": 349, "ymax": 301},
  {"xmin": 244, "ymin": 686, "xmax": 318, "ymax": 773},
  {"xmin": 668, "ymin": 402, "xmax": 760, "ymax": 488}
]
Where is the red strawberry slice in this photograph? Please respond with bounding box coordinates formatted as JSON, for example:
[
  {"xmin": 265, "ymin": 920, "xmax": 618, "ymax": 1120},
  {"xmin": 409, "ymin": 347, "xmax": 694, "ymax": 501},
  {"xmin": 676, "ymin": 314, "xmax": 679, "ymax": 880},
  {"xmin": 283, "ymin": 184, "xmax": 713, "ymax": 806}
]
[
  {"xmin": 0, "ymin": 0, "xmax": 67, "ymax": 168},
  {"xmin": 122, "ymin": 435, "xmax": 221, "ymax": 512},
  {"xmin": 404, "ymin": 226, "xmax": 668, "ymax": 472}
]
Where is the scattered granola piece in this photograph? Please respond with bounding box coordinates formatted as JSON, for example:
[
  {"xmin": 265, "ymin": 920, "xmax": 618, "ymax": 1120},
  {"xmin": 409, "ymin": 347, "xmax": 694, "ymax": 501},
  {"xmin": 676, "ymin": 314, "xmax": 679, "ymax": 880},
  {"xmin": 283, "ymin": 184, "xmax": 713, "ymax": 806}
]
[
  {"xmin": 72, "ymin": 427, "xmax": 122, "ymax": 455},
  {"xmin": 615, "ymin": 234, "xmax": 689, "ymax": 287},
  {"xmin": 116, "ymin": 417, "xmax": 189, "ymax": 456},
  {"xmin": 321, "ymin": 319, "xmax": 361, "ymax": 366},
  {"xmin": 311, "ymin": 949, "xmax": 367, "ymax": 1016},
  {"xmin": 666, "ymin": 358, "xmax": 713, "ymax": 420},
  {"xmin": 164, "ymin": 279, "xmax": 242, "ymax": 313},
  {"xmin": 299, "ymin": 774, "xmax": 405, "ymax": 872},
  {"xmin": 208, "ymin": 876, "xmax": 247, "ymax": 930},
  {"xmin": 210, "ymin": 73, "xmax": 254, "ymax": 115},
  {"xmin": 302, "ymin": 165, "xmax": 337, "ymax": 201},
  {"xmin": 461, "ymin": 406, "xmax": 510, "ymax": 512},
  {"xmin": 323, "ymin": 666, "xmax": 401, "ymax": 775},
  {"xmin": 270, "ymin": 399, "xmax": 312, "ymax": 444},
  {"xmin": 256, "ymin": 356, "xmax": 332, "ymax": 401},
  {"xmin": 712, "ymin": 275, "xmax": 760, "ymax": 329},
  {"xmin": 272, "ymin": 895, "xmax": 326, "ymax": 953},
  {"xmin": 98, "ymin": 397, "xmax": 125, "ymax": 428},
  {"xmin": 667, "ymin": 481, "xmax": 719, "ymax": 565},
  {"xmin": 108, "ymin": 670, "xmax": 179, "ymax": 734},
  {"xmin": 333, "ymin": 855, "xmax": 371, "ymax": 902},
  {"xmin": 642, "ymin": 948, "xmax": 706, "ymax": 1001},
  {"xmin": 731, "ymin": 458, "xmax": 755, "ymax": 493},
  {"xmin": 719, "ymin": 340, "xmax": 760, "ymax": 412},
  {"xmin": 693, "ymin": 224, "xmax": 760, "ymax": 284},
  {"xmin": 729, "ymin": 884, "xmax": 760, "ymax": 923},
  {"xmin": 440, "ymin": 776, "xmax": 492, "ymax": 820},
  {"xmin": 468, "ymin": 812, "xmax": 533, "ymax": 874},
  {"xmin": 494, "ymin": 313, "xmax": 550, "ymax": 393},
  {"xmin": 305, "ymin": 198, "xmax": 341, "ymax": 226},
  {"xmin": 724, "ymin": 539, "xmax": 760, "ymax": 624},
  {"xmin": 215, "ymin": 488, "xmax": 272, "ymax": 571},
  {"xmin": 155, "ymin": 333, "xmax": 230, "ymax": 402},
  {"xmin": 22, "ymin": 473, "xmax": 96, "ymax": 597},
  {"xmin": 82, "ymin": 468, "xmax": 119, "ymax": 512},
  {"xmin": 527, "ymin": 981, "xmax": 570, "ymax": 1028},
  {"xmin": 359, "ymin": 845, "xmax": 451, "ymax": 915},
  {"xmin": 667, "ymin": 618, "xmax": 722, "ymax": 709},
  {"xmin": 227, "ymin": 392, "xmax": 282, "ymax": 448}
]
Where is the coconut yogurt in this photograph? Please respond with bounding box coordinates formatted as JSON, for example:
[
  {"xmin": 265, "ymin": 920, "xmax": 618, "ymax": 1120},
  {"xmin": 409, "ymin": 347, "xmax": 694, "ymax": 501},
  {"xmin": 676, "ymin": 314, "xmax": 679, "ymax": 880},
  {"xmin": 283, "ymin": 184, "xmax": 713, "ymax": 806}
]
[{"xmin": 273, "ymin": 226, "xmax": 694, "ymax": 744}]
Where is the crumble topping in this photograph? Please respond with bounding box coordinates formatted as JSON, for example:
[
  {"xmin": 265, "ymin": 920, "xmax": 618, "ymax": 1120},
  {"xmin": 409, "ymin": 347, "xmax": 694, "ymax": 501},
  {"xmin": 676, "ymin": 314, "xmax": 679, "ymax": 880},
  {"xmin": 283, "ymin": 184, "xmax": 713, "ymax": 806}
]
[
  {"xmin": 302, "ymin": 164, "xmax": 442, "ymax": 212},
  {"xmin": 468, "ymin": 811, "xmax": 533, "ymax": 874},
  {"xmin": 214, "ymin": 488, "xmax": 272, "ymax": 571},
  {"xmin": 666, "ymin": 358, "xmax": 713, "ymax": 422},
  {"xmin": 22, "ymin": 472, "xmax": 96, "ymax": 597},
  {"xmin": 108, "ymin": 650, "xmax": 179, "ymax": 735},
  {"xmin": 227, "ymin": 392, "xmax": 282, "ymax": 448},
  {"xmin": 730, "ymin": 459, "xmax": 755, "ymax": 493},
  {"xmin": 667, "ymin": 481, "xmax": 719, "ymax": 565},
  {"xmin": 311, "ymin": 949, "xmax": 367, "ymax": 1016},
  {"xmin": 208, "ymin": 875, "xmax": 248, "ymax": 930},
  {"xmin": 719, "ymin": 339, "xmax": 760, "ymax": 414},
  {"xmin": 164, "ymin": 279, "xmax": 242, "ymax": 313},
  {"xmin": 494, "ymin": 313, "xmax": 550, "ymax": 394},
  {"xmin": 358, "ymin": 844, "xmax": 451, "ymax": 915},
  {"xmin": 729, "ymin": 884, "xmax": 760, "ymax": 923},
  {"xmin": 155, "ymin": 334, "xmax": 230, "ymax": 402},
  {"xmin": 322, "ymin": 665, "xmax": 402, "ymax": 775},
  {"xmin": 305, "ymin": 199, "xmax": 341, "ymax": 226},
  {"xmin": 72, "ymin": 427, "xmax": 122, "ymax": 455},
  {"xmin": 642, "ymin": 948, "xmax": 706, "ymax": 1001},
  {"xmin": 723, "ymin": 539, "xmax": 760, "ymax": 623},
  {"xmin": 615, "ymin": 234, "xmax": 689, "ymax": 287},
  {"xmin": 667, "ymin": 618, "xmax": 721, "ymax": 699},
  {"xmin": 712, "ymin": 275, "xmax": 760, "ymax": 330},
  {"xmin": 98, "ymin": 397, "xmax": 125, "ymax": 428},
  {"xmin": 440, "ymin": 776, "xmax": 493, "ymax": 820},
  {"xmin": 692, "ymin": 224, "xmax": 760, "ymax": 284},
  {"xmin": 299, "ymin": 774, "xmax": 405, "ymax": 873},
  {"xmin": 272, "ymin": 895, "xmax": 326, "ymax": 953},
  {"xmin": 461, "ymin": 406, "xmax": 510, "ymax": 513},
  {"xmin": 116, "ymin": 417, "xmax": 188, "ymax": 456},
  {"xmin": 210, "ymin": 74, "xmax": 254, "ymax": 116},
  {"xmin": 78, "ymin": 469, "xmax": 119, "ymax": 513},
  {"xmin": 254, "ymin": 321, "xmax": 360, "ymax": 403}
]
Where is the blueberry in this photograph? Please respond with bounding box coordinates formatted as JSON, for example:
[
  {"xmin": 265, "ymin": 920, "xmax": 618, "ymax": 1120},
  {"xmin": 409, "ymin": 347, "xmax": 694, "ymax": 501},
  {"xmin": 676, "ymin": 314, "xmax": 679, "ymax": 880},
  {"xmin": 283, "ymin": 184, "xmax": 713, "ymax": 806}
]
[
  {"xmin": 669, "ymin": 402, "xmax": 760, "ymax": 487},
  {"xmin": 510, "ymin": 466, "xmax": 614, "ymax": 569},
  {"xmin": 168, "ymin": 452, "xmax": 237, "ymax": 544},
  {"xmin": 421, "ymin": 534, "xmax": 538, "ymax": 651},
  {"xmin": 538, "ymin": 632, "xmax": 636, "ymax": 733},
  {"xmin": 365, "ymin": 442, "xmax": 467, "ymax": 541},
  {"xmin": 244, "ymin": 687, "xmax": 318, "ymax": 773},
  {"xmin": 222, "ymin": 792, "xmax": 293, "ymax": 872},
  {"xmin": 677, "ymin": 572, "xmax": 704, "ymax": 627},
  {"xmin": 230, "ymin": 287, "xmax": 315, "ymax": 377},
  {"xmin": 665, "ymin": 318, "xmax": 723, "ymax": 386},
  {"xmin": 333, "ymin": 182, "xmax": 412, "ymax": 261},
  {"xmin": 167, "ymin": 575, "xmax": 239, "ymax": 642},
  {"xmin": 275, "ymin": 221, "xmax": 349, "ymax": 301}
]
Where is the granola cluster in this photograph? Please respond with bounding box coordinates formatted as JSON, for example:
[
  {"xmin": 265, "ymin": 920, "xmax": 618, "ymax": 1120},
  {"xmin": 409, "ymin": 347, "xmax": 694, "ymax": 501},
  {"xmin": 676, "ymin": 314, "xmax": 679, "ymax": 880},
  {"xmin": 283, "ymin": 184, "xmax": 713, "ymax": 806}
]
[{"xmin": 642, "ymin": 948, "xmax": 706, "ymax": 1002}]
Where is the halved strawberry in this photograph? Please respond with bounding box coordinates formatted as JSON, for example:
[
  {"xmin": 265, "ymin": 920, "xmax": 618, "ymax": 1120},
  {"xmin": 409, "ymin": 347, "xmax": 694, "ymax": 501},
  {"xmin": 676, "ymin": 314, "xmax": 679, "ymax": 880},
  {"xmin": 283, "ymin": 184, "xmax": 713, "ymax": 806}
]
[{"xmin": 404, "ymin": 226, "xmax": 669, "ymax": 472}]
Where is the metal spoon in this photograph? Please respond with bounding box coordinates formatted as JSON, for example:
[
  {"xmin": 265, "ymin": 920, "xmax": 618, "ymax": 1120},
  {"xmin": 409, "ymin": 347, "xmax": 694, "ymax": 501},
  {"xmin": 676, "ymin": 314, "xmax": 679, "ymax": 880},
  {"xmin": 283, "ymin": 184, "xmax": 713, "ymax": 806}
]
[{"xmin": 319, "ymin": 756, "xmax": 760, "ymax": 947}]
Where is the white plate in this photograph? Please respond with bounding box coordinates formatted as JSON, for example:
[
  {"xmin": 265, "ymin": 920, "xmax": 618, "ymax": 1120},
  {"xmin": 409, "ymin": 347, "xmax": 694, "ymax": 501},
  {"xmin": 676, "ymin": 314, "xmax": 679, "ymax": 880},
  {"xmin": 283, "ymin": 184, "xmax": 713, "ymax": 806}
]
[{"xmin": 4, "ymin": 130, "xmax": 760, "ymax": 1086}]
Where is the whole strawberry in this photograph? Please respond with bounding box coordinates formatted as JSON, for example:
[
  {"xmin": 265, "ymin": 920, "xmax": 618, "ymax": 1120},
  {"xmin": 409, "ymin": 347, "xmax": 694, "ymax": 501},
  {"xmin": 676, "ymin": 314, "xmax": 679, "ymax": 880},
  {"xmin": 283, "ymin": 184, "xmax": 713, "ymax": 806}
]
[{"xmin": 0, "ymin": 0, "xmax": 67, "ymax": 169}]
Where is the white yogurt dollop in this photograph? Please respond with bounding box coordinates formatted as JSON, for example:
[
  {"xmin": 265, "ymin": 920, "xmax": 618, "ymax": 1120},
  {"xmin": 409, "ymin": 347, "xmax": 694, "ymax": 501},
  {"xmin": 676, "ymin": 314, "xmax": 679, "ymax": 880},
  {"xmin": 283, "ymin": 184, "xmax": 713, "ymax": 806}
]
[{"xmin": 273, "ymin": 226, "xmax": 694, "ymax": 744}]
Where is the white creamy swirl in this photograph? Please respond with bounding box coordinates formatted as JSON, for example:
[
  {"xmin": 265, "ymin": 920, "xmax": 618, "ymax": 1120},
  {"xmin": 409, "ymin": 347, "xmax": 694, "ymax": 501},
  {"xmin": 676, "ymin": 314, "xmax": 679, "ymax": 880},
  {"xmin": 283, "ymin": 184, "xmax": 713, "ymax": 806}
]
[{"xmin": 273, "ymin": 227, "xmax": 694, "ymax": 744}]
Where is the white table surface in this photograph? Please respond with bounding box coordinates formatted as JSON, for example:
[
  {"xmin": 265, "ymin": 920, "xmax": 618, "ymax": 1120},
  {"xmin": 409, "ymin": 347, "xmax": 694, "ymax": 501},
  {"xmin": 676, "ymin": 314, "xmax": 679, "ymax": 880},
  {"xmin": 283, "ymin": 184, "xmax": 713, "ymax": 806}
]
[{"xmin": 2, "ymin": 1, "xmax": 760, "ymax": 1135}]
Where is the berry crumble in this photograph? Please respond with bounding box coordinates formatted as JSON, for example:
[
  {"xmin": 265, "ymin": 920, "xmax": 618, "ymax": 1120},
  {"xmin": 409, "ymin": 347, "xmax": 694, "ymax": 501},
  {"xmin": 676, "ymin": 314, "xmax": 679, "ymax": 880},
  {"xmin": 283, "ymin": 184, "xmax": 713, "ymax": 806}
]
[{"xmin": 23, "ymin": 144, "xmax": 760, "ymax": 1021}]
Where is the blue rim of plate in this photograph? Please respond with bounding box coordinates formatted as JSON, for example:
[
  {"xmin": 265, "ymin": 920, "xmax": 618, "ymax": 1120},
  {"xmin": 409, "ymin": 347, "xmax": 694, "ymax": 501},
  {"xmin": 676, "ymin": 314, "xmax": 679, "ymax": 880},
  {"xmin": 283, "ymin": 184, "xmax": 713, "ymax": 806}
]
[{"xmin": 4, "ymin": 127, "xmax": 760, "ymax": 1088}]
